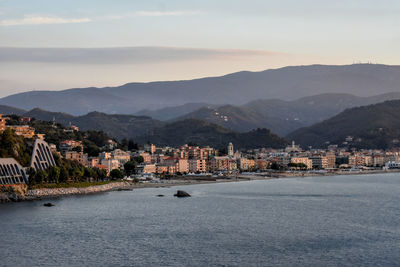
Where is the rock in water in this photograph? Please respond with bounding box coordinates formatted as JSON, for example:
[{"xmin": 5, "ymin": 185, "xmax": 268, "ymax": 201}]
[
  {"xmin": 43, "ymin": 203, "xmax": 54, "ymax": 207},
  {"xmin": 174, "ymin": 190, "xmax": 191, "ymax": 197},
  {"xmin": 156, "ymin": 194, "xmax": 165, "ymax": 197}
]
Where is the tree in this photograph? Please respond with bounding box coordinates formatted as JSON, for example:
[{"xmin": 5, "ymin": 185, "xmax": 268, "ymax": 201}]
[
  {"xmin": 72, "ymin": 146, "xmax": 82, "ymax": 152},
  {"xmin": 270, "ymin": 162, "xmax": 280, "ymax": 170},
  {"xmin": 128, "ymin": 139, "xmax": 138, "ymax": 150},
  {"xmin": 133, "ymin": 156, "xmax": 144, "ymax": 164},
  {"xmin": 94, "ymin": 168, "xmax": 107, "ymax": 181},
  {"xmin": 47, "ymin": 166, "xmax": 61, "ymax": 183},
  {"xmin": 59, "ymin": 166, "xmax": 69, "ymax": 183},
  {"xmin": 110, "ymin": 169, "xmax": 124, "ymax": 180},
  {"xmin": 124, "ymin": 160, "xmax": 137, "ymax": 176}
]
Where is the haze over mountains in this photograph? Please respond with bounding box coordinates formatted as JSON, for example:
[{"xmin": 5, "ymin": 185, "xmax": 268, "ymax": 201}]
[{"xmin": 2, "ymin": 64, "xmax": 400, "ymax": 115}]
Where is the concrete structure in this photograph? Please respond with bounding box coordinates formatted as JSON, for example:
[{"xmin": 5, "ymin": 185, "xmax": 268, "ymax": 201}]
[
  {"xmin": 310, "ymin": 156, "xmax": 329, "ymax": 169},
  {"xmin": 100, "ymin": 159, "xmax": 119, "ymax": 172},
  {"xmin": 65, "ymin": 151, "xmax": 88, "ymax": 166},
  {"xmin": 139, "ymin": 152, "xmax": 152, "ymax": 163},
  {"xmin": 111, "ymin": 149, "xmax": 131, "ymax": 165},
  {"xmin": 137, "ymin": 163, "xmax": 157, "ymax": 174},
  {"xmin": 0, "ymin": 158, "xmax": 28, "ymax": 185},
  {"xmin": 291, "ymin": 157, "xmax": 313, "ymax": 169},
  {"xmin": 325, "ymin": 152, "xmax": 336, "ymax": 168},
  {"xmin": 209, "ymin": 156, "xmax": 230, "ymax": 171},
  {"xmin": 189, "ymin": 159, "xmax": 207, "ymax": 173},
  {"xmin": 30, "ymin": 139, "xmax": 56, "ymax": 171},
  {"xmin": 144, "ymin": 143, "xmax": 156, "ymax": 154},
  {"xmin": 177, "ymin": 159, "xmax": 189, "ymax": 173},
  {"xmin": 373, "ymin": 155, "xmax": 385, "ymax": 167}
]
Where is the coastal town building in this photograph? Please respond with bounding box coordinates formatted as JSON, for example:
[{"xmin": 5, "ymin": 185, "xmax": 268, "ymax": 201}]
[
  {"xmin": 144, "ymin": 143, "xmax": 156, "ymax": 154},
  {"xmin": 188, "ymin": 159, "xmax": 207, "ymax": 173},
  {"xmin": 209, "ymin": 156, "xmax": 230, "ymax": 171},
  {"xmin": 19, "ymin": 117, "xmax": 31, "ymax": 123},
  {"xmin": 0, "ymin": 114, "xmax": 7, "ymax": 131},
  {"xmin": 60, "ymin": 140, "xmax": 83, "ymax": 153},
  {"xmin": 110, "ymin": 149, "xmax": 131, "ymax": 165},
  {"xmin": 291, "ymin": 157, "xmax": 313, "ymax": 169},
  {"xmin": 65, "ymin": 151, "xmax": 88, "ymax": 166},
  {"xmin": 100, "ymin": 158, "xmax": 120, "ymax": 172}
]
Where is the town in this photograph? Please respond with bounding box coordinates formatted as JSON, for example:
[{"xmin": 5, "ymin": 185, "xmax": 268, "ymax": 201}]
[{"xmin": 1, "ymin": 113, "xmax": 400, "ymax": 187}]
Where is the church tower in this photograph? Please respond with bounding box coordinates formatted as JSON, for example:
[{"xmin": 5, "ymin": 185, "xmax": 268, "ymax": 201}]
[{"xmin": 228, "ymin": 142, "xmax": 234, "ymax": 157}]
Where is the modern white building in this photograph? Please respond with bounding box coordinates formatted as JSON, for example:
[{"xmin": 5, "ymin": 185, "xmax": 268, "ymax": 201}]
[
  {"xmin": 30, "ymin": 139, "xmax": 56, "ymax": 171},
  {"xmin": 0, "ymin": 158, "xmax": 28, "ymax": 185}
]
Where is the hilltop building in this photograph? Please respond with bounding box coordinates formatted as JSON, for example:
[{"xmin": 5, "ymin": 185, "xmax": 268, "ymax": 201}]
[
  {"xmin": 65, "ymin": 151, "xmax": 88, "ymax": 166},
  {"xmin": 285, "ymin": 141, "xmax": 301, "ymax": 153},
  {"xmin": 7, "ymin": 125, "xmax": 36, "ymax": 139}
]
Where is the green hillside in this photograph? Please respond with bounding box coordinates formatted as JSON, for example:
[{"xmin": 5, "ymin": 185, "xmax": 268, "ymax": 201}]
[
  {"xmin": 24, "ymin": 109, "xmax": 164, "ymax": 140},
  {"xmin": 135, "ymin": 118, "xmax": 288, "ymax": 149},
  {"xmin": 287, "ymin": 100, "xmax": 400, "ymax": 149}
]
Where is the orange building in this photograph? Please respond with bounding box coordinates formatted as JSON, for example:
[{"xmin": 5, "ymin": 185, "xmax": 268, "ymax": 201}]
[
  {"xmin": 0, "ymin": 114, "xmax": 7, "ymax": 132},
  {"xmin": 8, "ymin": 125, "xmax": 35, "ymax": 139}
]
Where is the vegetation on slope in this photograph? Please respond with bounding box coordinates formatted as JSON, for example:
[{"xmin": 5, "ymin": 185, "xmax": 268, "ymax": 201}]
[
  {"xmin": 135, "ymin": 119, "xmax": 288, "ymax": 149},
  {"xmin": 287, "ymin": 100, "xmax": 400, "ymax": 149}
]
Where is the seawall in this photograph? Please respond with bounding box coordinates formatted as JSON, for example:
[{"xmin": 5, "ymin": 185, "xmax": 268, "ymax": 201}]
[{"xmin": 26, "ymin": 182, "xmax": 130, "ymax": 198}]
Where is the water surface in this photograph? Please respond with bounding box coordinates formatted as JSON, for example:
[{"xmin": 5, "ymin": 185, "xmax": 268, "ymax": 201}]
[{"xmin": 1, "ymin": 173, "xmax": 400, "ymax": 266}]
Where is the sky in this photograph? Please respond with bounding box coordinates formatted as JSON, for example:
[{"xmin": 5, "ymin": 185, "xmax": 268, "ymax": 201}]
[{"xmin": 0, "ymin": 0, "xmax": 399, "ymax": 97}]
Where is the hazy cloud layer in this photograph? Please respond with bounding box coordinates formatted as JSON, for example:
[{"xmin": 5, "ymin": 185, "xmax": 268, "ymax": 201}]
[
  {"xmin": 0, "ymin": 16, "xmax": 91, "ymax": 26},
  {"xmin": 0, "ymin": 47, "xmax": 280, "ymax": 65},
  {"xmin": 134, "ymin": 10, "xmax": 202, "ymax": 17},
  {"xmin": 0, "ymin": 10, "xmax": 201, "ymax": 26}
]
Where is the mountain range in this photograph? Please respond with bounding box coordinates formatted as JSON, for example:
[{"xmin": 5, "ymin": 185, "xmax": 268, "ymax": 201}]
[
  {"xmin": 0, "ymin": 105, "xmax": 26, "ymax": 116},
  {"xmin": 161, "ymin": 92, "xmax": 400, "ymax": 136},
  {"xmin": 3, "ymin": 100, "xmax": 400, "ymax": 150},
  {"xmin": 23, "ymin": 108, "xmax": 164, "ymax": 140},
  {"xmin": 2, "ymin": 64, "xmax": 400, "ymax": 115},
  {"xmin": 134, "ymin": 119, "xmax": 288, "ymax": 149},
  {"xmin": 4, "ymin": 108, "xmax": 286, "ymax": 149},
  {"xmin": 287, "ymin": 100, "xmax": 400, "ymax": 149}
]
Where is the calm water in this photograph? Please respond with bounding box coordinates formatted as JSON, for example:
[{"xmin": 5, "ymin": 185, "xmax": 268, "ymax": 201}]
[{"xmin": 1, "ymin": 174, "xmax": 400, "ymax": 267}]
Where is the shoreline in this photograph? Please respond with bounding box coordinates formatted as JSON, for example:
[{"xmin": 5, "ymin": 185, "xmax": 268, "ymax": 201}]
[{"xmin": 2, "ymin": 169, "xmax": 399, "ymax": 203}]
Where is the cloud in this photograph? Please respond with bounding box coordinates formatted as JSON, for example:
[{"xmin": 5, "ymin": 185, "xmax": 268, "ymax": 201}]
[
  {"xmin": 0, "ymin": 16, "xmax": 91, "ymax": 26},
  {"xmin": 0, "ymin": 47, "xmax": 282, "ymax": 65},
  {"xmin": 134, "ymin": 10, "xmax": 202, "ymax": 17}
]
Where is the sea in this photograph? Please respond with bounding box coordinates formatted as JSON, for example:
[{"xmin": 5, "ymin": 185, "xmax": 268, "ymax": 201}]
[{"xmin": 1, "ymin": 173, "xmax": 400, "ymax": 266}]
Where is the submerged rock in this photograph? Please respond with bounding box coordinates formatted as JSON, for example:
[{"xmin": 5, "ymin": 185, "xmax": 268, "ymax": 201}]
[
  {"xmin": 117, "ymin": 188, "xmax": 132, "ymax": 191},
  {"xmin": 43, "ymin": 203, "xmax": 54, "ymax": 207},
  {"xmin": 174, "ymin": 190, "xmax": 191, "ymax": 198},
  {"xmin": 156, "ymin": 194, "xmax": 165, "ymax": 197}
]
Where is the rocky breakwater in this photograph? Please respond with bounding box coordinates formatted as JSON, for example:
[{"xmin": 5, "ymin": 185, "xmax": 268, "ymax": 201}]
[
  {"xmin": 0, "ymin": 184, "xmax": 28, "ymax": 203},
  {"xmin": 26, "ymin": 182, "xmax": 130, "ymax": 199}
]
